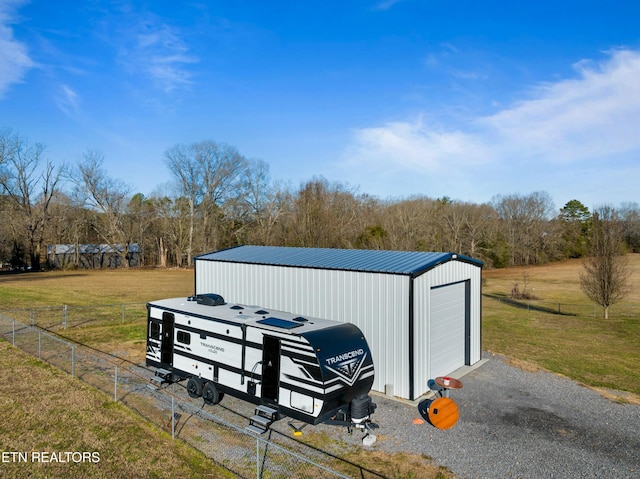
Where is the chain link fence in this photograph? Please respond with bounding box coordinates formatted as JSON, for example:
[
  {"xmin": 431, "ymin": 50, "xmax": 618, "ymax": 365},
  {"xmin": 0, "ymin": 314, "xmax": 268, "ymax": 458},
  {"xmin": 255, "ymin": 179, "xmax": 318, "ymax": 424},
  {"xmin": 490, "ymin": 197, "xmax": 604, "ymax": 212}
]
[
  {"xmin": 483, "ymin": 297, "xmax": 640, "ymax": 318},
  {"xmin": 0, "ymin": 307, "xmax": 382, "ymax": 479},
  {"xmin": 2, "ymin": 303, "xmax": 147, "ymax": 330}
]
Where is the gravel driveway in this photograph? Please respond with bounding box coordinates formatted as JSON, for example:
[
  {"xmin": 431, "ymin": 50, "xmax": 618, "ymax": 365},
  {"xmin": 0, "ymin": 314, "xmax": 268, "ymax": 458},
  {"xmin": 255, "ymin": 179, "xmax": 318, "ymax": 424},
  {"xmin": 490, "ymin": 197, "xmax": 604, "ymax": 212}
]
[
  {"xmin": 166, "ymin": 350, "xmax": 638, "ymax": 478},
  {"xmin": 361, "ymin": 352, "xmax": 640, "ymax": 479}
]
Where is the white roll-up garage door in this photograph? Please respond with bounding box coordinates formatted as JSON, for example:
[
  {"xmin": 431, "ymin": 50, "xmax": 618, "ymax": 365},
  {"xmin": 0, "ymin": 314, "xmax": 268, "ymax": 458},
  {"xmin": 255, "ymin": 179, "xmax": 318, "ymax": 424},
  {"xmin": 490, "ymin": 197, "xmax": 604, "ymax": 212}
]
[{"xmin": 429, "ymin": 281, "xmax": 466, "ymax": 378}]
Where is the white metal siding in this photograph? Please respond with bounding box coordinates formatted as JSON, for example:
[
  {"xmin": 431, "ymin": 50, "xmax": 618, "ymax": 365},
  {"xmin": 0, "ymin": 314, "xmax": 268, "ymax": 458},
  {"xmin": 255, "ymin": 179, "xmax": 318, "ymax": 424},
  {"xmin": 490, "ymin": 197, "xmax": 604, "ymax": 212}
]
[
  {"xmin": 413, "ymin": 260, "xmax": 482, "ymax": 399},
  {"xmin": 429, "ymin": 282, "xmax": 466, "ymax": 377},
  {"xmin": 196, "ymin": 255, "xmax": 482, "ymax": 400},
  {"xmin": 196, "ymin": 261, "xmax": 411, "ymax": 398}
]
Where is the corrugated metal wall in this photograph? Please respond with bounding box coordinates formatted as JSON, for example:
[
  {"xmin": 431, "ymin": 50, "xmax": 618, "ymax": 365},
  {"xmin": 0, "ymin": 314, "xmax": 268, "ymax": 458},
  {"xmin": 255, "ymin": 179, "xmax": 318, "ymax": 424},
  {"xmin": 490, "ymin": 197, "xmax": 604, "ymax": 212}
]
[
  {"xmin": 196, "ymin": 261, "xmax": 412, "ymax": 398},
  {"xmin": 195, "ymin": 257, "xmax": 482, "ymax": 400},
  {"xmin": 413, "ymin": 260, "xmax": 482, "ymax": 398}
]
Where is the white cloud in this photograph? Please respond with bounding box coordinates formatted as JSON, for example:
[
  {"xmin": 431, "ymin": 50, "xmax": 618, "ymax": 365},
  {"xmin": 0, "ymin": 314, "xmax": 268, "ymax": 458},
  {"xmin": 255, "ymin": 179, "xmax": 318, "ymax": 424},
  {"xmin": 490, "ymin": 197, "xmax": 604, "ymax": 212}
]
[
  {"xmin": 118, "ymin": 16, "xmax": 198, "ymax": 93},
  {"xmin": 344, "ymin": 48, "xmax": 640, "ymax": 175},
  {"xmin": 55, "ymin": 84, "xmax": 80, "ymax": 118},
  {"xmin": 0, "ymin": 0, "xmax": 34, "ymax": 98},
  {"xmin": 344, "ymin": 117, "xmax": 491, "ymax": 174},
  {"xmin": 373, "ymin": 0, "xmax": 406, "ymax": 11},
  {"xmin": 482, "ymin": 49, "xmax": 640, "ymax": 164}
]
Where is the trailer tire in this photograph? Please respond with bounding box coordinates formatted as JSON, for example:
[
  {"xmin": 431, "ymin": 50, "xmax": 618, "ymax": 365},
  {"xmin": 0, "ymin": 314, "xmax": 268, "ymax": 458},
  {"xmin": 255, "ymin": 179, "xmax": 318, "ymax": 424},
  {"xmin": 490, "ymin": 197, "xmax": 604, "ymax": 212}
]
[
  {"xmin": 202, "ymin": 382, "xmax": 222, "ymax": 405},
  {"xmin": 187, "ymin": 377, "xmax": 203, "ymax": 398}
]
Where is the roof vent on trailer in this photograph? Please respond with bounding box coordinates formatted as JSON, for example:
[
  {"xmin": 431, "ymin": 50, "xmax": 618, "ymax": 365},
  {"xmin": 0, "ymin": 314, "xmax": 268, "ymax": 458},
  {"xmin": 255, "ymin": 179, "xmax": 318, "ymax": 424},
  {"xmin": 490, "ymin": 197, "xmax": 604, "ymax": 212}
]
[{"xmin": 192, "ymin": 293, "xmax": 225, "ymax": 306}]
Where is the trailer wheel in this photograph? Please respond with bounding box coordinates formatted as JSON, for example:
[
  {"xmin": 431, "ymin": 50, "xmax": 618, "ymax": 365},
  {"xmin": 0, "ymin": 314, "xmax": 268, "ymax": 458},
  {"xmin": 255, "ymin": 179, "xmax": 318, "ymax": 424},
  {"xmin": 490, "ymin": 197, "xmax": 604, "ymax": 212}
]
[
  {"xmin": 202, "ymin": 382, "xmax": 222, "ymax": 405},
  {"xmin": 187, "ymin": 377, "xmax": 203, "ymax": 398}
]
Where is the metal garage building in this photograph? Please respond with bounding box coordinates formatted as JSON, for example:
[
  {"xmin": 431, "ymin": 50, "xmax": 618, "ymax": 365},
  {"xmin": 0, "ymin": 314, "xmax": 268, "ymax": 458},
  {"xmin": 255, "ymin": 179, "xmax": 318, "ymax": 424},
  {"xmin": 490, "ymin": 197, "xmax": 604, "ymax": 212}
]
[{"xmin": 194, "ymin": 245, "xmax": 483, "ymax": 401}]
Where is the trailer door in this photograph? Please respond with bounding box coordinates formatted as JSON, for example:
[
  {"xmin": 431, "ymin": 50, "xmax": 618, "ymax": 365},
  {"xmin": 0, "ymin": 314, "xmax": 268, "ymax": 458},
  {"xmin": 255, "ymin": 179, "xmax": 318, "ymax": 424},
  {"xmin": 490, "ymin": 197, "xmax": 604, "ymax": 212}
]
[
  {"xmin": 161, "ymin": 311, "xmax": 175, "ymax": 366},
  {"xmin": 261, "ymin": 336, "xmax": 281, "ymax": 403}
]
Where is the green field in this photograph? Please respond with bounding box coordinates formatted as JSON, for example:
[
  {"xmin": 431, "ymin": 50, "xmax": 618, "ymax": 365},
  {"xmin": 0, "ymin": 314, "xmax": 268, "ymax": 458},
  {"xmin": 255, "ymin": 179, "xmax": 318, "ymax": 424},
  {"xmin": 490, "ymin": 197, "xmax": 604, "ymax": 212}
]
[{"xmin": 482, "ymin": 254, "xmax": 640, "ymax": 400}]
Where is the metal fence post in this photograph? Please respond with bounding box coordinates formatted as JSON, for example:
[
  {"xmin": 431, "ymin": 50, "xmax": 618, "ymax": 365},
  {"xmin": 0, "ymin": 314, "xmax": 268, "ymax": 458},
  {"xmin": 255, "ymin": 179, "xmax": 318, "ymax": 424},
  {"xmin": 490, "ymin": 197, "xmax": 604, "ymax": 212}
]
[
  {"xmin": 121, "ymin": 304, "xmax": 125, "ymax": 323},
  {"xmin": 171, "ymin": 397, "xmax": 175, "ymax": 440},
  {"xmin": 114, "ymin": 366, "xmax": 118, "ymax": 401},
  {"xmin": 63, "ymin": 305, "xmax": 68, "ymax": 329}
]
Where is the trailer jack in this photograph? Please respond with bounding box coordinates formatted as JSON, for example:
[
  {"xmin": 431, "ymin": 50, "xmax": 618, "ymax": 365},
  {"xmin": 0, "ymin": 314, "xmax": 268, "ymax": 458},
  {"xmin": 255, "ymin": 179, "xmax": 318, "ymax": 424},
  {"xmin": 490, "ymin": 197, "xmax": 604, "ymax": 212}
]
[{"xmin": 287, "ymin": 420, "xmax": 308, "ymax": 436}]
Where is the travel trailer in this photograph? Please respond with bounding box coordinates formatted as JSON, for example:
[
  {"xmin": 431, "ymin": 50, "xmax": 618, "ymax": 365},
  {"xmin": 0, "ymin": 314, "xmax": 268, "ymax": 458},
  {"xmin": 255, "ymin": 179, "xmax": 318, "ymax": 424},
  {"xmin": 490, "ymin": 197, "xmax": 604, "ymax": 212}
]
[{"xmin": 146, "ymin": 294, "xmax": 377, "ymax": 435}]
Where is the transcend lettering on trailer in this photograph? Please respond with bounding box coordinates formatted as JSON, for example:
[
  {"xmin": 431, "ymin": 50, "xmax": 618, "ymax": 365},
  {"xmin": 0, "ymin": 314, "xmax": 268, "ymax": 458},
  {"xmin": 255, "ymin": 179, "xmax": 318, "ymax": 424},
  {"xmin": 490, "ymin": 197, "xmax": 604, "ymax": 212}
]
[
  {"xmin": 325, "ymin": 348, "xmax": 365, "ymax": 365},
  {"xmin": 201, "ymin": 341, "xmax": 225, "ymax": 354}
]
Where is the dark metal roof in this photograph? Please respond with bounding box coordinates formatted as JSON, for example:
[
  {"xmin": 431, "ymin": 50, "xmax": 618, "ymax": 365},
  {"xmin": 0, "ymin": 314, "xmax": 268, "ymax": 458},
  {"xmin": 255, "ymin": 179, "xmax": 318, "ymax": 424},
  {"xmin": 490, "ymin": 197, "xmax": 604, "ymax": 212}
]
[
  {"xmin": 47, "ymin": 243, "xmax": 141, "ymax": 254},
  {"xmin": 195, "ymin": 246, "xmax": 482, "ymax": 276}
]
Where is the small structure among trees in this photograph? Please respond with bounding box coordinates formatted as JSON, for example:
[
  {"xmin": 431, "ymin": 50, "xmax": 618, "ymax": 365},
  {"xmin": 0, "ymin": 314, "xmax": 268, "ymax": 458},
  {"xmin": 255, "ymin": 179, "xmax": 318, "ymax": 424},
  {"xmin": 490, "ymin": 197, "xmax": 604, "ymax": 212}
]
[
  {"xmin": 46, "ymin": 243, "xmax": 140, "ymax": 269},
  {"xmin": 580, "ymin": 206, "xmax": 631, "ymax": 319}
]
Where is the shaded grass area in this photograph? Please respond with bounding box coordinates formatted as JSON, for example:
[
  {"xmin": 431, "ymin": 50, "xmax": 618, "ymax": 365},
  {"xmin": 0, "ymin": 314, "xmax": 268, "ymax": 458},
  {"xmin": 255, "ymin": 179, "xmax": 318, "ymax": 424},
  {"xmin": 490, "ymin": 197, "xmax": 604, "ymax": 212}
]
[
  {"xmin": 0, "ymin": 341, "xmax": 229, "ymax": 479},
  {"xmin": 483, "ymin": 255, "xmax": 640, "ymax": 396}
]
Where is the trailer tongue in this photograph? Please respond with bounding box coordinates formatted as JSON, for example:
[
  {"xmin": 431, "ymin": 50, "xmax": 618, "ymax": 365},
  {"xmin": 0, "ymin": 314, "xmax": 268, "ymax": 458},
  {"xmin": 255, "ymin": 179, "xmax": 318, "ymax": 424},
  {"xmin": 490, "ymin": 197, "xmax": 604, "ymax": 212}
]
[{"xmin": 146, "ymin": 294, "xmax": 377, "ymax": 441}]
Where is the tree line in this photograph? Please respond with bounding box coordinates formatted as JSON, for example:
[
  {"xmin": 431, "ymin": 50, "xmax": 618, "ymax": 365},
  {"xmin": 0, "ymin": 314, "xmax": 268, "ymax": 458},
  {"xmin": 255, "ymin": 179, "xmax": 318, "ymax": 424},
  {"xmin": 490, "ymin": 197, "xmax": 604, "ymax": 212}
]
[{"xmin": 2, "ymin": 128, "xmax": 639, "ymax": 271}]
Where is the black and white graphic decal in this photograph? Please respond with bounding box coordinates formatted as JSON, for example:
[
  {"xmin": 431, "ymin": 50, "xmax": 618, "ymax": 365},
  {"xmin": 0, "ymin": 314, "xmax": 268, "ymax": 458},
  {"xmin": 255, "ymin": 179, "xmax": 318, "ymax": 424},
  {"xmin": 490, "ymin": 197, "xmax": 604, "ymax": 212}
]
[{"xmin": 325, "ymin": 348, "xmax": 367, "ymax": 386}]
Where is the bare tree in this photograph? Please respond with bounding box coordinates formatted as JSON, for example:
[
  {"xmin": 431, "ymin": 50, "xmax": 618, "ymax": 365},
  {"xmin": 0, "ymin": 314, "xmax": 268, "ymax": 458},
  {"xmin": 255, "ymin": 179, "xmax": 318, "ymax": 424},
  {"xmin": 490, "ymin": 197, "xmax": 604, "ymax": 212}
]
[
  {"xmin": 491, "ymin": 191, "xmax": 556, "ymax": 266},
  {"xmin": 440, "ymin": 198, "xmax": 473, "ymax": 253},
  {"xmin": 164, "ymin": 141, "xmax": 249, "ymax": 262},
  {"xmin": 382, "ymin": 196, "xmax": 440, "ymax": 251},
  {"xmin": 228, "ymin": 159, "xmax": 288, "ymax": 245},
  {"xmin": 127, "ymin": 193, "xmax": 157, "ymax": 266},
  {"xmin": 43, "ymin": 191, "xmax": 92, "ymax": 268},
  {"xmin": 164, "ymin": 144, "xmax": 201, "ymax": 265},
  {"xmin": 287, "ymin": 177, "xmax": 362, "ymax": 248},
  {"xmin": 289, "ymin": 178, "xmax": 334, "ymax": 247},
  {"xmin": 72, "ymin": 150, "xmax": 133, "ymax": 268},
  {"xmin": 0, "ymin": 129, "xmax": 62, "ymax": 269},
  {"xmin": 147, "ymin": 193, "xmax": 192, "ymax": 267},
  {"xmin": 619, "ymin": 202, "xmax": 640, "ymax": 253},
  {"xmin": 462, "ymin": 202, "xmax": 499, "ymax": 262},
  {"xmin": 580, "ymin": 205, "xmax": 631, "ymax": 319},
  {"xmin": 195, "ymin": 141, "xmax": 248, "ymax": 251}
]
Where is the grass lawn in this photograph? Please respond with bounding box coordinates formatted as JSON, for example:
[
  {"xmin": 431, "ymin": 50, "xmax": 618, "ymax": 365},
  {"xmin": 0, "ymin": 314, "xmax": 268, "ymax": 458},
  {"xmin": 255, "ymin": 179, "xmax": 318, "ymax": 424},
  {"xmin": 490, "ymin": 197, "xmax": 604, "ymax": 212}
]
[
  {"xmin": 0, "ymin": 268, "xmax": 194, "ymax": 307},
  {"xmin": 482, "ymin": 254, "xmax": 640, "ymax": 399},
  {"xmin": 0, "ymin": 341, "xmax": 230, "ymax": 479}
]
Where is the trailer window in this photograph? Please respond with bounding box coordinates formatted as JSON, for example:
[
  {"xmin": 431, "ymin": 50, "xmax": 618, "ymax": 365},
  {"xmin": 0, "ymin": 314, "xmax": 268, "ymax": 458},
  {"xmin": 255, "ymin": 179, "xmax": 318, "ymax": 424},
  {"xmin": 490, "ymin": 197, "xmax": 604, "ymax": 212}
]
[
  {"xmin": 177, "ymin": 331, "xmax": 191, "ymax": 345},
  {"xmin": 150, "ymin": 322, "xmax": 161, "ymax": 340}
]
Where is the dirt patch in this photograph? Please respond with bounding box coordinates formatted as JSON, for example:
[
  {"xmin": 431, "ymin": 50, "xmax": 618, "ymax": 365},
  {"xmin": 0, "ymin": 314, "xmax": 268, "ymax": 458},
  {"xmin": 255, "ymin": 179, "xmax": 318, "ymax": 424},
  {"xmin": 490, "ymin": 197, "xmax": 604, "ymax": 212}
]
[
  {"xmin": 590, "ymin": 387, "xmax": 640, "ymax": 405},
  {"xmin": 504, "ymin": 356, "xmax": 546, "ymax": 373}
]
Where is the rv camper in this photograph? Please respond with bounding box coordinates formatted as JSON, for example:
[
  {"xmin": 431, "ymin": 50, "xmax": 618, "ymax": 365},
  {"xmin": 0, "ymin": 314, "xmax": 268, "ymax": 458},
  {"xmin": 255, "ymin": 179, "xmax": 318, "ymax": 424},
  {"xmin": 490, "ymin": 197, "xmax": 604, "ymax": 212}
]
[{"xmin": 146, "ymin": 294, "xmax": 377, "ymax": 435}]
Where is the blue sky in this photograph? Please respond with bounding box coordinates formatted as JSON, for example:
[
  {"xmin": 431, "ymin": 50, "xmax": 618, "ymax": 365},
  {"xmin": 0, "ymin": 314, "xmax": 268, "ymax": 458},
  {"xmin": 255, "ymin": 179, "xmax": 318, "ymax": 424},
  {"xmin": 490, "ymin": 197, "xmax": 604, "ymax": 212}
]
[{"xmin": 2, "ymin": 0, "xmax": 640, "ymax": 211}]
